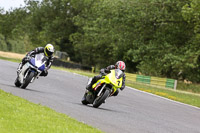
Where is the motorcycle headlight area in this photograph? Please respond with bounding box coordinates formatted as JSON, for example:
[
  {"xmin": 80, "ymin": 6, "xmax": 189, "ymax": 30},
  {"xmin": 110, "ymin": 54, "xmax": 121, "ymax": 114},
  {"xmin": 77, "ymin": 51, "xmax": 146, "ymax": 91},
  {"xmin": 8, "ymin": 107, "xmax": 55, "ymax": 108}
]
[
  {"xmin": 27, "ymin": 62, "xmax": 37, "ymax": 69},
  {"xmin": 111, "ymin": 79, "xmax": 117, "ymax": 85}
]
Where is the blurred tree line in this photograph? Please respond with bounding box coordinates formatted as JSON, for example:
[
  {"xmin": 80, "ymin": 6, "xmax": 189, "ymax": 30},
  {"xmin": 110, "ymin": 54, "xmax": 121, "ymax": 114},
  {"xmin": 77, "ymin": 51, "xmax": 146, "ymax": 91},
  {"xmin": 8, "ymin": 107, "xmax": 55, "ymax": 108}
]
[{"xmin": 0, "ymin": 0, "xmax": 200, "ymax": 82}]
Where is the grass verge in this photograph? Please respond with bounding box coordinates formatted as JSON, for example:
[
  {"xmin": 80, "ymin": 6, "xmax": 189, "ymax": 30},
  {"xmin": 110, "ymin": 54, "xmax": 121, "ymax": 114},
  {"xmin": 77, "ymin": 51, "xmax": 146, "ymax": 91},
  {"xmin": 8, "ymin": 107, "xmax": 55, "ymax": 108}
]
[
  {"xmin": 177, "ymin": 81, "xmax": 200, "ymax": 93},
  {"xmin": 52, "ymin": 66, "xmax": 96, "ymax": 77},
  {"xmin": 127, "ymin": 82, "xmax": 200, "ymax": 108},
  {"xmin": 0, "ymin": 56, "xmax": 21, "ymax": 63},
  {"xmin": 0, "ymin": 89, "xmax": 103, "ymax": 133}
]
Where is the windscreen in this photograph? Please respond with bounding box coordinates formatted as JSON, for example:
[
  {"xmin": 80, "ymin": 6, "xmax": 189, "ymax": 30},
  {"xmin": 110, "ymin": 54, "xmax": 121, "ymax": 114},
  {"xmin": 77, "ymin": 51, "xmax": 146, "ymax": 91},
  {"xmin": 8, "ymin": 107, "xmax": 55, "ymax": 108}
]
[
  {"xmin": 35, "ymin": 53, "xmax": 46, "ymax": 67},
  {"xmin": 115, "ymin": 69, "xmax": 123, "ymax": 79}
]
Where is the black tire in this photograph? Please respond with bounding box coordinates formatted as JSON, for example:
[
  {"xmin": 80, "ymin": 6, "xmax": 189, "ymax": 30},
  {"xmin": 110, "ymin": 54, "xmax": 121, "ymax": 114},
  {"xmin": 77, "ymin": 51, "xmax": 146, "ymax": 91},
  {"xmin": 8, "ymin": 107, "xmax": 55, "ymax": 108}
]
[
  {"xmin": 82, "ymin": 99, "xmax": 89, "ymax": 105},
  {"xmin": 81, "ymin": 93, "xmax": 89, "ymax": 105},
  {"xmin": 93, "ymin": 89, "xmax": 110, "ymax": 108},
  {"xmin": 21, "ymin": 72, "xmax": 35, "ymax": 89},
  {"xmin": 82, "ymin": 100, "xmax": 89, "ymax": 105},
  {"xmin": 14, "ymin": 77, "xmax": 21, "ymax": 87}
]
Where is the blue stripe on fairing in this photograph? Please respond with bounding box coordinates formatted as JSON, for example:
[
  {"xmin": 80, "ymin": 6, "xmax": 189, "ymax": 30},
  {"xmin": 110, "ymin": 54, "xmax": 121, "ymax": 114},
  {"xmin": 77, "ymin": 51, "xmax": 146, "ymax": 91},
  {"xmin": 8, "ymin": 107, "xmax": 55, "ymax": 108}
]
[
  {"xmin": 30, "ymin": 58, "xmax": 35, "ymax": 66},
  {"xmin": 39, "ymin": 65, "xmax": 45, "ymax": 71}
]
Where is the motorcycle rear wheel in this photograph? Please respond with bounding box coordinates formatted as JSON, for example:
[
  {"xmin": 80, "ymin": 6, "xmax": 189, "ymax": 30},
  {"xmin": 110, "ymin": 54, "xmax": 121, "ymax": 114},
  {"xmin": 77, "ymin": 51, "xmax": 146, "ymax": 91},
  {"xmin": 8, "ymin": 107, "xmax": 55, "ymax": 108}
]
[
  {"xmin": 93, "ymin": 89, "xmax": 110, "ymax": 108},
  {"xmin": 81, "ymin": 93, "xmax": 89, "ymax": 105},
  {"xmin": 14, "ymin": 77, "xmax": 21, "ymax": 87}
]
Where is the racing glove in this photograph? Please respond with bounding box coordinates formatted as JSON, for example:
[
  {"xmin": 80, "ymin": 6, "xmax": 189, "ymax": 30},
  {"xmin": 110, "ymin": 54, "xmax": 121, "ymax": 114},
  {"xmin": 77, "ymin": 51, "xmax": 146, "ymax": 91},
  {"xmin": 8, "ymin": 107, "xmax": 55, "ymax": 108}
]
[
  {"xmin": 25, "ymin": 56, "xmax": 31, "ymax": 61},
  {"xmin": 100, "ymin": 69, "xmax": 106, "ymax": 75}
]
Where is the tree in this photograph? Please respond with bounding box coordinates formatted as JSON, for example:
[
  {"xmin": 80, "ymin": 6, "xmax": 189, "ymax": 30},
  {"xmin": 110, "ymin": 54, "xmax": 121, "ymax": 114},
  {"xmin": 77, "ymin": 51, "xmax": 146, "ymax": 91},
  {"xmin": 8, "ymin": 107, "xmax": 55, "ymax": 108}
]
[{"xmin": 0, "ymin": 0, "xmax": 199, "ymax": 82}]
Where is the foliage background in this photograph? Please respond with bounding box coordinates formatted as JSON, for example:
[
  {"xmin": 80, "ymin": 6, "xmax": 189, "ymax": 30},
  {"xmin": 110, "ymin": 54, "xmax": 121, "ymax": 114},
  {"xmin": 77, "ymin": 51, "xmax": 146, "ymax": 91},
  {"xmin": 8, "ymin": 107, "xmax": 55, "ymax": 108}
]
[{"xmin": 0, "ymin": 0, "xmax": 200, "ymax": 82}]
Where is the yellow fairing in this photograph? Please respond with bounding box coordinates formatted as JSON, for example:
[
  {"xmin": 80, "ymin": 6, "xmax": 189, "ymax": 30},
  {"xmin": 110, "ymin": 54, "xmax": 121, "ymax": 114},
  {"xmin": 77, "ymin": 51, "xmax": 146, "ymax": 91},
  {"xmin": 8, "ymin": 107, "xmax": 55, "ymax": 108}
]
[{"xmin": 92, "ymin": 70, "xmax": 123, "ymax": 93}]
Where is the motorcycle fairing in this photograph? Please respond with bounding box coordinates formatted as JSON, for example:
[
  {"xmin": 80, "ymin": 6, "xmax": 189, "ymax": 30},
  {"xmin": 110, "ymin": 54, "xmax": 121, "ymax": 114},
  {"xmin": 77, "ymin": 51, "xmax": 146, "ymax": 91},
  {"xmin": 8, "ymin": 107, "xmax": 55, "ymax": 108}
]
[
  {"xmin": 92, "ymin": 69, "xmax": 123, "ymax": 92},
  {"xmin": 38, "ymin": 65, "xmax": 45, "ymax": 71},
  {"xmin": 18, "ymin": 62, "xmax": 30, "ymax": 83},
  {"xmin": 18, "ymin": 53, "xmax": 47, "ymax": 84},
  {"xmin": 30, "ymin": 54, "xmax": 46, "ymax": 71},
  {"xmin": 30, "ymin": 58, "xmax": 35, "ymax": 65}
]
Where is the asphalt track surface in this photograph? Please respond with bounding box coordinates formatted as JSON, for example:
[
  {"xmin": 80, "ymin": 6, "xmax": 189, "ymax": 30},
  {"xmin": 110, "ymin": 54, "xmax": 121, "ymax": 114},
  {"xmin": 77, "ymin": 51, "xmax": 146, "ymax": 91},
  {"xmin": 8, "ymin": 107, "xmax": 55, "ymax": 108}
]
[{"xmin": 0, "ymin": 59, "xmax": 200, "ymax": 133}]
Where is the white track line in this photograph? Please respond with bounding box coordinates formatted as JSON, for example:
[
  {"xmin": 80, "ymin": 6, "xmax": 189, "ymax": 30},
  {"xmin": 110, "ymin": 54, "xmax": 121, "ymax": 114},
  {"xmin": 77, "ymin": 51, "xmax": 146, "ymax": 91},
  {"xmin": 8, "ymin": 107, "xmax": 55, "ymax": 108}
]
[{"xmin": 126, "ymin": 86, "xmax": 200, "ymax": 110}]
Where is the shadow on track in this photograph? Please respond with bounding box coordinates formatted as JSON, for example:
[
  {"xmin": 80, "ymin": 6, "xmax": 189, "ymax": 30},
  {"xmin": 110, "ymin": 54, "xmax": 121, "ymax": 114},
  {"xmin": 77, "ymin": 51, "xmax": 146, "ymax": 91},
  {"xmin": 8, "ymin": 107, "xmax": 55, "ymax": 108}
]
[
  {"xmin": 73, "ymin": 102, "xmax": 126, "ymax": 114},
  {"xmin": 24, "ymin": 88, "xmax": 45, "ymax": 93},
  {"xmin": 0, "ymin": 83, "xmax": 21, "ymax": 89},
  {"xmin": 0, "ymin": 83, "xmax": 44, "ymax": 94},
  {"xmin": 11, "ymin": 84, "xmax": 45, "ymax": 94}
]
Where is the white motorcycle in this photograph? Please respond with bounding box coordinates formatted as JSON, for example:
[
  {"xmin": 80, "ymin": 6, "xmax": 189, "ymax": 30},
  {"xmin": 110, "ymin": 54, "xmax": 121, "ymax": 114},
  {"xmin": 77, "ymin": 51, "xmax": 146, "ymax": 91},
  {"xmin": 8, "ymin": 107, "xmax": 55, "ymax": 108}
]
[{"xmin": 14, "ymin": 53, "xmax": 47, "ymax": 89}]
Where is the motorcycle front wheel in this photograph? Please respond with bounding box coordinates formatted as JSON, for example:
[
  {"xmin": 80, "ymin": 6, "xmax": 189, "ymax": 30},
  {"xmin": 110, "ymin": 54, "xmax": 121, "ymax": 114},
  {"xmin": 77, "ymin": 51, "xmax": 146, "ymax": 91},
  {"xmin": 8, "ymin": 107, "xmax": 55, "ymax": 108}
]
[
  {"xmin": 93, "ymin": 88, "xmax": 110, "ymax": 108},
  {"xmin": 21, "ymin": 72, "xmax": 35, "ymax": 89}
]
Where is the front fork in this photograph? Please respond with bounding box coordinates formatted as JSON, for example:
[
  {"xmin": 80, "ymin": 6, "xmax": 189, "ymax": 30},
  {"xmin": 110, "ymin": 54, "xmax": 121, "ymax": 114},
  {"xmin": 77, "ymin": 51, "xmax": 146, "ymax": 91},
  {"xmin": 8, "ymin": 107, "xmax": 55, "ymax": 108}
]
[
  {"xmin": 23, "ymin": 69, "xmax": 35, "ymax": 83},
  {"xmin": 30, "ymin": 70, "xmax": 42, "ymax": 83},
  {"xmin": 24, "ymin": 69, "xmax": 41, "ymax": 83},
  {"xmin": 97, "ymin": 84, "xmax": 106, "ymax": 96}
]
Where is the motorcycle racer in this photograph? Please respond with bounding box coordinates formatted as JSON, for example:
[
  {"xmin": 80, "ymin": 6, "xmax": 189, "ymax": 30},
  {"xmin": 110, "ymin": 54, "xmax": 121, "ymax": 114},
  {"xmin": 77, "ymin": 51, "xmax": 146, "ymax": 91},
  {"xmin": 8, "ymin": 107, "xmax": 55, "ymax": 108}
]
[
  {"xmin": 17, "ymin": 44, "xmax": 54, "ymax": 76},
  {"xmin": 86, "ymin": 61, "xmax": 126, "ymax": 96}
]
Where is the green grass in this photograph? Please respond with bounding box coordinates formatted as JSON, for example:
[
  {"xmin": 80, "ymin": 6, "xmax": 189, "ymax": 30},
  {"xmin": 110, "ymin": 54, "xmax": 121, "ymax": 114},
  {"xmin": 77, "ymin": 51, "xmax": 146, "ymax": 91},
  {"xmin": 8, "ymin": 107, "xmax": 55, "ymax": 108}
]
[
  {"xmin": 126, "ymin": 82, "xmax": 200, "ymax": 108},
  {"xmin": 0, "ymin": 56, "xmax": 21, "ymax": 63},
  {"xmin": 0, "ymin": 89, "xmax": 103, "ymax": 133},
  {"xmin": 177, "ymin": 81, "xmax": 200, "ymax": 93},
  {"xmin": 52, "ymin": 66, "xmax": 96, "ymax": 77}
]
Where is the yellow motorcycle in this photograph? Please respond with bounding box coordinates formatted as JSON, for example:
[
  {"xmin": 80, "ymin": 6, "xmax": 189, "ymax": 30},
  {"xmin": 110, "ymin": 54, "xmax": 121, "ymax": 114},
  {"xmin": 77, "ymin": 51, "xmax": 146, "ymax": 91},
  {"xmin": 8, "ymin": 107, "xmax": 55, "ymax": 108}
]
[{"xmin": 81, "ymin": 69, "xmax": 123, "ymax": 108}]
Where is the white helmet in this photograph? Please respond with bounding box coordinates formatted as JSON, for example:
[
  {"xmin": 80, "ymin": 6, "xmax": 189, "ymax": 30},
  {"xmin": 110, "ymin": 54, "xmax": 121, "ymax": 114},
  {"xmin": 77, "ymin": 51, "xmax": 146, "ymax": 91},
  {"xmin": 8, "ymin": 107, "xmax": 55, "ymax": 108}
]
[{"xmin": 44, "ymin": 44, "xmax": 54, "ymax": 57}]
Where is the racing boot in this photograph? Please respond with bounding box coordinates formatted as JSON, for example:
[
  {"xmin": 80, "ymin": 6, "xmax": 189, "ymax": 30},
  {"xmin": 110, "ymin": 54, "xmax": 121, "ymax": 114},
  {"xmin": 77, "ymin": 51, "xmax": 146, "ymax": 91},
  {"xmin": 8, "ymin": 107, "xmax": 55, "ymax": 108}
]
[
  {"xmin": 86, "ymin": 78, "xmax": 94, "ymax": 92},
  {"xmin": 86, "ymin": 76, "xmax": 100, "ymax": 92},
  {"xmin": 86, "ymin": 82, "xmax": 93, "ymax": 92},
  {"xmin": 17, "ymin": 63, "xmax": 22, "ymax": 74}
]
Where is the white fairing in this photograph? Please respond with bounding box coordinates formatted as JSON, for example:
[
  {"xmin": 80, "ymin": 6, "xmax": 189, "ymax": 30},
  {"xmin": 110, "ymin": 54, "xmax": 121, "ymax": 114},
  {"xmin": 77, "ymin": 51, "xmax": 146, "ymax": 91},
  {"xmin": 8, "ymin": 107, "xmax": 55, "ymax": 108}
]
[
  {"xmin": 18, "ymin": 62, "xmax": 30, "ymax": 83},
  {"xmin": 18, "ymin": 53, "xmax": 46, "ymax": 84}
]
